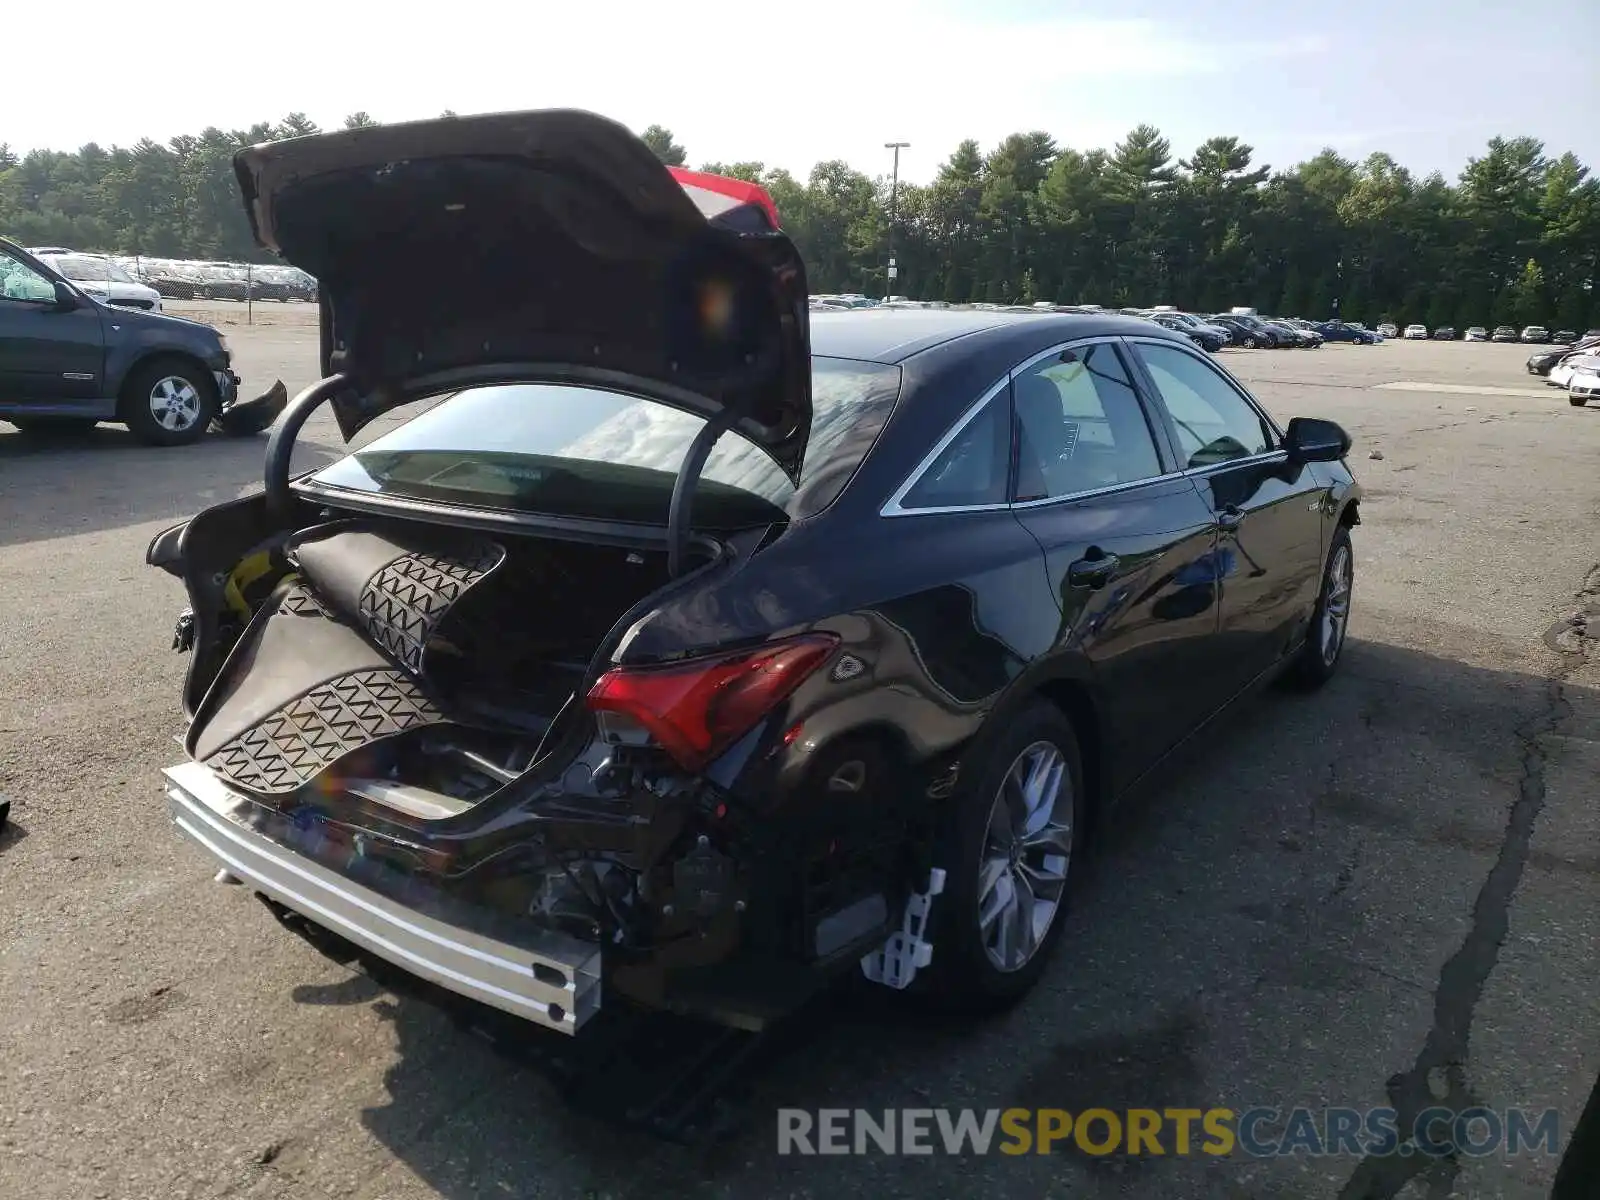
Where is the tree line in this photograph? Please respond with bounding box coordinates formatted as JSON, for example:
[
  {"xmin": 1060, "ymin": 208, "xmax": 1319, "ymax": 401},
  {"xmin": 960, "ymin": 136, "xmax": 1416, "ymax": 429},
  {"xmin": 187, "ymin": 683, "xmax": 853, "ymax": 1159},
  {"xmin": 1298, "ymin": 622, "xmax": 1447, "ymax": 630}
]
[{"xmin": 3, "ymin": 113, "xmax": 1596, "ymax": 330}]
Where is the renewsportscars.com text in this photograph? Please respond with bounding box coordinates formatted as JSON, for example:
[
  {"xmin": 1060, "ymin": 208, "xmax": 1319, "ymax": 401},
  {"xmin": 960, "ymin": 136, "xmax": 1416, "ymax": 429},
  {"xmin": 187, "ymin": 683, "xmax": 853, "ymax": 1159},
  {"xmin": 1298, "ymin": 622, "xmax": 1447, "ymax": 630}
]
[{"xmin": 776, "ymin": 1106, "xmax": 1562, "ymax": 1158}]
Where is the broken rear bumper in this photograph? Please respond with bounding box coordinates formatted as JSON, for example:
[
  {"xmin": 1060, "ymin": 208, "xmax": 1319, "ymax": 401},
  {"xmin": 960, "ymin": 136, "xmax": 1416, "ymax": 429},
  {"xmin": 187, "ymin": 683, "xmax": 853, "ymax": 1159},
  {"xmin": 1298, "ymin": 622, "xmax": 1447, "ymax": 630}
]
[{"xmin": 163, "ymin": 761, "xmax": 602, "ymax": 1036}]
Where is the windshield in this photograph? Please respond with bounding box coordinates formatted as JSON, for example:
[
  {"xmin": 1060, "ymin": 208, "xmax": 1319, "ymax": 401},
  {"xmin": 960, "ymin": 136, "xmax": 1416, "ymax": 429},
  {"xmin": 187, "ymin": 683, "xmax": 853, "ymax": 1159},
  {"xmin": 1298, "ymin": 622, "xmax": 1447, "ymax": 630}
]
[
  {"xmin": 49, "ymin": 255, "xmax": 134, "ymax": 283},
  {"xmin": 307, "ymin": 356, "xmax": 903, "ymax": 528}
]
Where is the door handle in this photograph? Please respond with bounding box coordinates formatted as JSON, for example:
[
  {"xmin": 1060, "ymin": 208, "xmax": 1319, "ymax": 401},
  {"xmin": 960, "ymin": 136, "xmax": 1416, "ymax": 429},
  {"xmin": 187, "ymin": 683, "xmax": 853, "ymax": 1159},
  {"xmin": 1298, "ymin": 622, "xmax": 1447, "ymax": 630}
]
[
  {"xmin": 1068, "ymin": 551, "xmax": 1120, "ymax": 589},
  {"xmin": 1216, "ymin": 506, "xmax": 1245, "ymax": 532}
]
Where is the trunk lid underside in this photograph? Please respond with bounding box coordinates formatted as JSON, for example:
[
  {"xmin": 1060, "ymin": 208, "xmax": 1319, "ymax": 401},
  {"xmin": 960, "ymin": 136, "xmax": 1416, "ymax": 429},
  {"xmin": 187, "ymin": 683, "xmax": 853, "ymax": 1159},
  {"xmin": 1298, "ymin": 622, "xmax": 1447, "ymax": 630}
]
[{"xmin": 232, "ymin": 108, "xmax": 814, "ymax": 480}]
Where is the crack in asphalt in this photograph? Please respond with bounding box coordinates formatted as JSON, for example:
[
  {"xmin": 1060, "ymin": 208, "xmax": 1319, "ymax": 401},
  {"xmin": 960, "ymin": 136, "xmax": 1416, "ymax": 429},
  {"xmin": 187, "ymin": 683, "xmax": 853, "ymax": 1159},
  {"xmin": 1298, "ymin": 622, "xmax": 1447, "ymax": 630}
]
[{"xmin": 1336, "ymin": 567, "xmax": 1595, "ymax": 1199}]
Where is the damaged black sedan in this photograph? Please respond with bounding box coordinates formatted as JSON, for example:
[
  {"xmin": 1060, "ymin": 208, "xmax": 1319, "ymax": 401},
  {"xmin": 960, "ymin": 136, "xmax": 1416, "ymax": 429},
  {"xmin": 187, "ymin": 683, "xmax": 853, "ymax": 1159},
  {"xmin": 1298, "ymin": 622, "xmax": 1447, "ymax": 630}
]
[{"xmin": 151, "ymin": 110, "xmax": 1362, "ymax": 1041}]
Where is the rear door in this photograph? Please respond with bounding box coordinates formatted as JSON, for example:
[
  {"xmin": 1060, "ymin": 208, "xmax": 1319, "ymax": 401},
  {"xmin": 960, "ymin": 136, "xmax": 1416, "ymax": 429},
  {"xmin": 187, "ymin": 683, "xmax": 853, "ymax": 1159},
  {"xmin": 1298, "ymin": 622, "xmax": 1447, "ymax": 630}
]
[
  {"xmin": 1125, "ymin": 337, "xmax": 1327, "ymax": 698},
  {"xmin": 1004, "ymin": 337, "xmax": 1225, "ymax": 793},
  {"xmin": 0, "ymin": 245, "xmax": 104, "ymax": 404}
]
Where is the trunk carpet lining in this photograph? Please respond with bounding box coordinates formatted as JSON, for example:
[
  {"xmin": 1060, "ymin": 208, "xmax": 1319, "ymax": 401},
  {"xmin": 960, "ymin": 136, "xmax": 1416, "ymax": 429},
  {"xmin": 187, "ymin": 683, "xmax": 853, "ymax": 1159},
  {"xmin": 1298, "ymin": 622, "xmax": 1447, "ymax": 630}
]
[{"xmin": 186, "ymin": 523, "xmax": 506, "ymax": 797}]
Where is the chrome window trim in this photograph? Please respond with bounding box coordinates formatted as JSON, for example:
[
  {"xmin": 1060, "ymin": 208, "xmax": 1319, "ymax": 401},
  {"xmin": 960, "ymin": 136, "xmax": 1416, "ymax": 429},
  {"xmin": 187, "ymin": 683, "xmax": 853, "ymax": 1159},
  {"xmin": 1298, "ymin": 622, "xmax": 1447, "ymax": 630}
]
[
  {"xmin": 879, "ymin": 373, "xmax": 1013, "ymax": 517},
  {"xmin": 1122, "ymin": 334, "xmax": 1287, "ymax": 444},
  {"xmin": 880, "ymin": 332, "xmax": 1192, "ymax": 519},
  {"xmin": 1003, "ymin": 334, "xmax": 1177, "ymax": 510},
  {"xmin": 1009, "ymin": 472, "xmax": 1194, "ymax": 510}
]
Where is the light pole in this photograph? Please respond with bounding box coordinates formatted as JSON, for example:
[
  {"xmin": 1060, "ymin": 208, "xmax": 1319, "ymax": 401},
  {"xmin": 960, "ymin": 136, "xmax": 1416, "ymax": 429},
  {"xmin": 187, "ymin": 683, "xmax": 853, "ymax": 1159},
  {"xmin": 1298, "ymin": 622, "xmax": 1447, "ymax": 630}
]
[{"xmin": 884, "ymin": 141, "xmax": 909, "ymax": 301}]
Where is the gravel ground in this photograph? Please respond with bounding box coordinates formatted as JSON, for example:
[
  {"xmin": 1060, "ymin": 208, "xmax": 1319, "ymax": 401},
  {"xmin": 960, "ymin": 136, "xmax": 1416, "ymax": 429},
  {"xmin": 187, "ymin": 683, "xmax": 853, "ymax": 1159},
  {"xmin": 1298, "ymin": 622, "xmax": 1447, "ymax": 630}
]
[{"xmin": 1, "ymin": 335, "xmax": 1596, "ymax": 1200}]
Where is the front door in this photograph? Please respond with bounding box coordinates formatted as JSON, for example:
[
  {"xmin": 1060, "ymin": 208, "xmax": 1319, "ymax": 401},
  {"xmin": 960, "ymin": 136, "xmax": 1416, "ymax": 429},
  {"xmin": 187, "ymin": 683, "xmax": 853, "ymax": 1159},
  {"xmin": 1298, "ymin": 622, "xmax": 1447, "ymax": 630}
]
[
  {"xmin": 1005, "ymin": 338, "xmax": 1225, "ymax": 794},
  {"xmin": 1126, "ymin": 338, "xmax": 1327, "ymax": 698},
  {"xmin": 0, "ymin": 246, "xmax": 104, "ymax": 405}
]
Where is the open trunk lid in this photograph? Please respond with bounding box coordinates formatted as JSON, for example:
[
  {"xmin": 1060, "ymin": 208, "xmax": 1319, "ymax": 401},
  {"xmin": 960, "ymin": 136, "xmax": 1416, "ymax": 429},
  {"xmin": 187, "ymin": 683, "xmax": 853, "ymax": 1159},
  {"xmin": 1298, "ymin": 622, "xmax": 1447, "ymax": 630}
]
[{"xmin": 232, "ymin": 109, "xmax": 812, "ymax": 480}]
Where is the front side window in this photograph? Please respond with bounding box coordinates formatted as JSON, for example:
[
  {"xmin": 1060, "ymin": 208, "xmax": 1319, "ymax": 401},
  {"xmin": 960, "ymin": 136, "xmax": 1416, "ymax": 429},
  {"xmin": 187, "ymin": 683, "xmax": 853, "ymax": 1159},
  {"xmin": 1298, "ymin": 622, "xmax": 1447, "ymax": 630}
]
[
  {"xmin": 1012, "ymin": 341, "xmax": 1164, "ymax": 501},
  {"xmin": 308, "ymin": 356, "xmax": 902, "ymax": 527},
  {"xmin": 0, "ymin": 249, "xmax": 57, "ymax": 303},
  {"xmin": 1134, "ymin": 343, "xmax": 1275, "ymax": 469}
]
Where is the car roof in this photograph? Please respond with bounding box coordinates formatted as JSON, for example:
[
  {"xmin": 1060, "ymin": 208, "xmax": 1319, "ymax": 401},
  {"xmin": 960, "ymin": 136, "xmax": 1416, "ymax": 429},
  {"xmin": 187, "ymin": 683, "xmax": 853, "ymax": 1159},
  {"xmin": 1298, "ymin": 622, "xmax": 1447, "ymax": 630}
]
[{"xmin": 808, "ymin": 308, "xmax": 1178, "ymax": 363}]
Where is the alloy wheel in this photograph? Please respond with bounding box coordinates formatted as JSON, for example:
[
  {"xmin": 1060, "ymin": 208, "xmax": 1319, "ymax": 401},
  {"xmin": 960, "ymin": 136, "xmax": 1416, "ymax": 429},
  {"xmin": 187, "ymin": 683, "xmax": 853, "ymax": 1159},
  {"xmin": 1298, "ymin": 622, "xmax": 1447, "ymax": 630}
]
[
  {"xmin": 1322, "ymin": 544, "xmax": 1353, "ymax": 665},
  {"xmin": 977, "ymin": 740, "xmax": 1073, "ymax": 973},
  {"xmin": 149, "ymin": 376, "xmax": 202, "ymax": 433}
]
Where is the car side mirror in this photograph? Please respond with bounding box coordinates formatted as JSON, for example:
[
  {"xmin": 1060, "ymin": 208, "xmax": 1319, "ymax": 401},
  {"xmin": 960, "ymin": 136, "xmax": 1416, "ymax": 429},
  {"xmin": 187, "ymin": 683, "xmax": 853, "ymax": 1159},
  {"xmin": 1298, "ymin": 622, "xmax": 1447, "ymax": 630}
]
[
  {"xmin": 1284, "ymin": 416, "xmax": 1350, "ymax": 463},
  {"xmin": 53, "ymin": 281, "xmax": 78, "ymax": 311}
]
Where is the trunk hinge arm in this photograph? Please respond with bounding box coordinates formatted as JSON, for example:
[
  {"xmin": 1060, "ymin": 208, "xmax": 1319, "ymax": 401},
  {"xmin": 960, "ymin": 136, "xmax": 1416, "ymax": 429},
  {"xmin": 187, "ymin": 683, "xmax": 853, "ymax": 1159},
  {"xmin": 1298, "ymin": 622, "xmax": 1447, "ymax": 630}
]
[
  {"xmin": 264, "ymin": 373, "xmax": 351, "ymax": 518},
  {"xmin": 666, "ymin": 409, "xmax": 737, "ymax": 579}
]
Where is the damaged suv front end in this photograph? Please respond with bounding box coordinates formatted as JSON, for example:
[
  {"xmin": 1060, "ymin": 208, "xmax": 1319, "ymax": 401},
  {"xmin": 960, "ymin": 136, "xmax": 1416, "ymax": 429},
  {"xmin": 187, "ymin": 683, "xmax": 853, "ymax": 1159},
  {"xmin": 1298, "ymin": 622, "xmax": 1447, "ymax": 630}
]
[{"xmin": 152, "ymin": 110, "xmax": 912, "ymax": 1039}]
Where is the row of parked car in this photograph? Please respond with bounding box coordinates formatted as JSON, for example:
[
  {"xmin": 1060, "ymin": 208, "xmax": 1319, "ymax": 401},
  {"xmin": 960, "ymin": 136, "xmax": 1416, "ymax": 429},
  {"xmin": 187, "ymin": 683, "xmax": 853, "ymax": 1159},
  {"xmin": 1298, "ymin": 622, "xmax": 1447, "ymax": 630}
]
[
  {"xmin": 1385, "ymin": 323, "xmax": 1594, "ymax": 343},
  {"xmin": 810, "ymin": 296, "xmax": 1380, "ymax": 354},
  {"xmin": 1525, "ymin": 332, "xmax": 1600, "ymax": 406},
  {"xmin": 23, "ymin": 247, "xmax": 317, "ymax": 304}
]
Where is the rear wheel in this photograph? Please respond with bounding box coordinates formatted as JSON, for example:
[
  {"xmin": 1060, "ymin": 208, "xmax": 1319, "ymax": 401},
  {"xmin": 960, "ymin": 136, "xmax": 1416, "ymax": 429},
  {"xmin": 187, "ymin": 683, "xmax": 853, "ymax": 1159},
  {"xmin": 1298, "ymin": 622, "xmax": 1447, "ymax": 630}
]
[
  {"xmin": 119, "ymin": 358, "xmax": 218, "ymax": 447},
  {"xmin": 918, "ymin": 702, "xmax": 1085, "ymax": 1012}
]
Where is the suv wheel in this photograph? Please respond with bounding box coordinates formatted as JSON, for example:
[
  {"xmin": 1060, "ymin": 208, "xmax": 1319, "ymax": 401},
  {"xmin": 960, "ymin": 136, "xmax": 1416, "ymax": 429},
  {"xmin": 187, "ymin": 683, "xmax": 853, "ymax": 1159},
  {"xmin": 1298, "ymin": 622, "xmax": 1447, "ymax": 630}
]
[{"xmin": 120, "ymin": 359, "xmax": 218, "ymax": 447}]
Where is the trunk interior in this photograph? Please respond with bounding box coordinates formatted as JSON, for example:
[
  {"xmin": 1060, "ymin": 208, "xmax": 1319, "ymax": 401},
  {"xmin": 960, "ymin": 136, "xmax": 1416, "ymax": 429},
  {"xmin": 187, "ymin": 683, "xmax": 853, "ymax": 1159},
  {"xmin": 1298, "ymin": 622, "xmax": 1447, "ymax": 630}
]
[{"xmin": 186, "ymin": 512, "xmax": 715, "ymax": 820}]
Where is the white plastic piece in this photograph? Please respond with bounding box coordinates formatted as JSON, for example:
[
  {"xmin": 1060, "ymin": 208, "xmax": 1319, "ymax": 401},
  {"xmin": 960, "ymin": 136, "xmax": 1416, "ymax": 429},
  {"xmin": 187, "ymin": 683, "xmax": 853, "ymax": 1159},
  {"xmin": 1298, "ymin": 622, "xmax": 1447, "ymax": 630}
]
[{"xmin": 860, "ymin": 867, "xmax": 947, "ymax": 990}]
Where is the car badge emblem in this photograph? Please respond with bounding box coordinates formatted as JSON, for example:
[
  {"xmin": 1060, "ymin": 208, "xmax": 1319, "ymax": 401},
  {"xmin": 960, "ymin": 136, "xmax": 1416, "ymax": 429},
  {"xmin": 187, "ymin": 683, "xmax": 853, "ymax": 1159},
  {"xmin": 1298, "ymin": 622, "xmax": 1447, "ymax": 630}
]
[{"xmin": 831, "ymin": 654, "xmax": 866, "ymax": 682}]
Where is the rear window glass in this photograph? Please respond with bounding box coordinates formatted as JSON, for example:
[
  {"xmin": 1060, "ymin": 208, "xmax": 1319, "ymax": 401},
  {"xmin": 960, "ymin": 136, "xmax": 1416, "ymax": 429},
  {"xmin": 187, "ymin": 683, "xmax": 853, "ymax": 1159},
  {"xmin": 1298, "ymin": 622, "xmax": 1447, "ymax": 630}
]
[{"xmin": 307, "ymin": 356, "xmax": 902, "ymax": 528}]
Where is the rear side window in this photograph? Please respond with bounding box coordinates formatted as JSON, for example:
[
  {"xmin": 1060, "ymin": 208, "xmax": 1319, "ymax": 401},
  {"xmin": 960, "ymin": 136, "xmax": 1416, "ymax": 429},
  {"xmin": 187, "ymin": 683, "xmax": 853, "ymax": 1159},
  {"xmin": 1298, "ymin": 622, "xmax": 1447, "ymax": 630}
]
[
  {"xmin": 307, "ymin": 356, "xmax": 901, "ymax": 527},
  {"xmin": 897, "ymin": 390, "xmax": 1011, "ymax": 510}
]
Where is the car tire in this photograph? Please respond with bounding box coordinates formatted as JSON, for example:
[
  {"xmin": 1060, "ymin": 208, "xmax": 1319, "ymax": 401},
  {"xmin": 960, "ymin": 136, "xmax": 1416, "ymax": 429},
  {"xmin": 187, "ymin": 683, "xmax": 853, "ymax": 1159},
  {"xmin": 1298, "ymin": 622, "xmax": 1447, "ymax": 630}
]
[
  {"xmin": 1243, "ymin": 336, "xmax": 1258, "ymax": 349},
  {"xmin": 6, "ymin": 417, "xmax": 98, "ymax": 435},
  {"xmin": 119, "ymin": 358, "xmax": 218, "ymax": 447},
  {"xmin": 916, "ymin": 701, "xmax": 1086, "ymax": 1013},
  {"xmin": 1570, "ymin": 396, "xmax": 1589, "ymax": 408},
  {"xmin": 1287, "ymin": 525, "xmax": 1354, "ymax": 689}
]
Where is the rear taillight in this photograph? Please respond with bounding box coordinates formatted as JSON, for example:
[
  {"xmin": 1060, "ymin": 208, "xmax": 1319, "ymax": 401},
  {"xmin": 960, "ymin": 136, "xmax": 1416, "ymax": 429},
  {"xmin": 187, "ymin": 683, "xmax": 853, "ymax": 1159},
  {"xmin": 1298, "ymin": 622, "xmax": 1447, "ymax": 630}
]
[{"xmin": 586, "ymin": 634, "xmax": 840, "ymax": 772}]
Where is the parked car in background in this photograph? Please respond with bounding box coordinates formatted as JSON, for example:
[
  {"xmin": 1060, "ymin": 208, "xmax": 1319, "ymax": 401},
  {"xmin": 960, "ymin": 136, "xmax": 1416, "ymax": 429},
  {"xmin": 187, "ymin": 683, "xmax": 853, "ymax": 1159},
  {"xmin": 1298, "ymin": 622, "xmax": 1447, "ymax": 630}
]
[
  {"xmin": 32, "ymin": 251, "xmax": 164, "ymax": 313},
  {"xmin": 1529, "ymin": 334, "xmax": 1600, "ymax": 377},
  {"xmin": 1432, "ymin": 327, "xmax": 1456, "ymax": 340},
  {"xmin": 1148, "ymin": 310, "xmax": 1234, "ymax": 344},
  {"xmin": 1464, "ymin": 327, "xmax": 1488, "ymax": 341},
  {"xmin": 1276, "ymin": 321, "xmax": 1323, "ymax": 348},
  {"xmin": 1553, "ymin": 330, "xmax": 1577, "ymax": 344},
  {"xmin": 1149, "ymin": 311, "xmax": 1226, "ymax": 352},
  {"xmin": 0, "ymin": 236, "xmax": 284, "ymax": 444},
  {"xmin": 1404, "ymin": 324, "xmax": 1428, "ymax": 339},
  {"xmin": 1549, "ymin": 348, "xmax": 1600, "ymax": 390},
  {"xmin": 1520, "ymin": 326, "xmax": 1551, "ymax": 343},
  {"xmin": 1376, "ymin": 323, "xmax": 1399, "ymax": 338},
  {"xmin": 1315, "ymin": 321, "xmax": 1375, "ymax": 344},
  {"xmin": 1565, "ymin": 354, "xmax": 1600, "ymax": 405},
  {"xmin": 1210, "ymin": 313, "xmax": 1288, "ymax": 348}
]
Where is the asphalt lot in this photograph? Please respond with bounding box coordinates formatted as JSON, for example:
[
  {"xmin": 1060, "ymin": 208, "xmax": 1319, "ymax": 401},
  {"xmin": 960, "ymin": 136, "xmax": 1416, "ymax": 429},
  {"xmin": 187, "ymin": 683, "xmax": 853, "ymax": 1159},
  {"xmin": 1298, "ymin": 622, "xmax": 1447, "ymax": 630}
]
[{"xmin": 2, "ymin": 333, "xmax": 1597, "ymax": 1199}]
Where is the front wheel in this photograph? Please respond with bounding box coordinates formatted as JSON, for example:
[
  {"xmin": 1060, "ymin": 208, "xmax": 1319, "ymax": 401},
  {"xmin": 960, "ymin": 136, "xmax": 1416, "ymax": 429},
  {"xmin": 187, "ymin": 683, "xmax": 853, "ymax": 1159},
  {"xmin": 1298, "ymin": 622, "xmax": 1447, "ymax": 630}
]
[
  {"xmin": 119, "ymin": 359, "xmax": 218, "ymax": 447},
  {"xmin": 1288, "ymin": 526, "xmax": 1354, "ymax": 688},
  {"xmin": 1570, "ymin": 396, "xmax": 1589, "ymax": 408},
  {"xmin": 1243, "ymin": 336, "xmax": 1258, "ymax": 349},
  {"xmin": 918, "ymin": 702, "xmax": 1085, "ymax": 1012}
]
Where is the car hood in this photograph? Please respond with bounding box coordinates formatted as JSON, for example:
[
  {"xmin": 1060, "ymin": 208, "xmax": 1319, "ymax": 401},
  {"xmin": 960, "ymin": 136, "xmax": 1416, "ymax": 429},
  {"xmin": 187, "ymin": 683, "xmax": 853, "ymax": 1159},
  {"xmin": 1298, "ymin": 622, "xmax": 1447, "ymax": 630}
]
[
  {"xmin": 70, "ymin": 279, "xmax": 158, "ymax": 300},
  {"xmin": 232, "ymin": 108, "xmax": 812, "ymax": 480}
]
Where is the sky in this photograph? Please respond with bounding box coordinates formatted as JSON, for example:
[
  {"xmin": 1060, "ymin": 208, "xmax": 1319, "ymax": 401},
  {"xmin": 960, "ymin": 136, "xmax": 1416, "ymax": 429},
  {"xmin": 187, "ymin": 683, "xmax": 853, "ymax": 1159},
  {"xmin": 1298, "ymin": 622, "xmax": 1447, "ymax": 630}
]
[{"xmin": 10, "ymin": 0, "xmax": 1598, "ymax": 186}]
